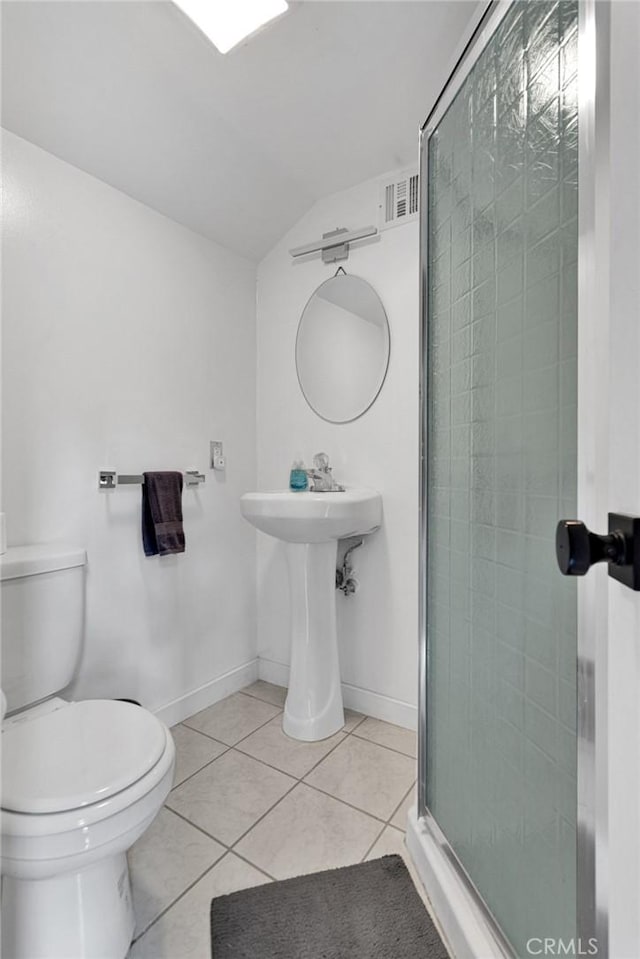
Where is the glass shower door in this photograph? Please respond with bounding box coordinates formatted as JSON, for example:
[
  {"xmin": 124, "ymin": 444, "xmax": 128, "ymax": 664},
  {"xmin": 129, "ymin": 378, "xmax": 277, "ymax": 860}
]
[{"xmin": 421, "ymin": 1, "xmax": 579, "ymax": 954}]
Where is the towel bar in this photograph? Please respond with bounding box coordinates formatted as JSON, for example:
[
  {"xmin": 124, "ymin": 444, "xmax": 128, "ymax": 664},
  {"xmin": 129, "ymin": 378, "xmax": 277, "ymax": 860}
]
[{"xmin": 98, "ymin": 470, "xmax": 205, "ymax": 490}]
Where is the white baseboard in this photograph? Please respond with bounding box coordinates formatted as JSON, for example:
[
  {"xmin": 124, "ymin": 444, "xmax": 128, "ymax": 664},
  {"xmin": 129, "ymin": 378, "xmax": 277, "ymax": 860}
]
[
  {"xmin": 155, "ymin": 658, "xmax": 259, "ymax": 728},
  {"xmin": 257, "ymin": 657, "xmax": 417, "ymax": 730},
  {"xmin": 406, "ymin": 809, "xmax": 513, "ymax": 959}
]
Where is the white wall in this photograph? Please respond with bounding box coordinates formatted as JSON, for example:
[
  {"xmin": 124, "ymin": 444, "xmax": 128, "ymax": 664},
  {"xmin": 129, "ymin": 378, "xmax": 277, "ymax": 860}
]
[
  {"xmin": 1, "ymin": 130, "xmax": 258, "ymax": 721},
  {"xmin": 600, "ymin": 3, "xmax": 640, "ymax": 954},
  {"xmin": 256, "ymin": 176, "xmax": 419, "ymax": 725}
]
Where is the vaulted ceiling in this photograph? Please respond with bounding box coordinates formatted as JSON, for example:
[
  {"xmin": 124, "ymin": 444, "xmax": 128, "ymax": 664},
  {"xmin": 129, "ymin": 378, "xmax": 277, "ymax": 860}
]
[{"xmin": 1, "ymin": 0, "xmax": 478, "ymax": 260}]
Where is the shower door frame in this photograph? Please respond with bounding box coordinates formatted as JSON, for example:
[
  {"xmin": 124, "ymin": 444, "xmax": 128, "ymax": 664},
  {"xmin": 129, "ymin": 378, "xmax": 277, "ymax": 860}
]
[{"xmin": 417, "ymin": 0, "xmax": 606, "ymax": 953}]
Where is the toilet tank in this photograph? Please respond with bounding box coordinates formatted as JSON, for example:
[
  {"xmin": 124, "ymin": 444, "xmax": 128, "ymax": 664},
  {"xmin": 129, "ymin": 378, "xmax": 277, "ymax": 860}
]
[{"xmin": 1, "ymin": 544, "xmax": 87, "ymax": 714}]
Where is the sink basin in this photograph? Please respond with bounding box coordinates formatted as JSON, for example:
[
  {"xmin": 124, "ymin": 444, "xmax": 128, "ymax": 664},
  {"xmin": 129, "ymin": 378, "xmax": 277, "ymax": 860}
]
[
  {"xmin": 240, "ymin": 487, "xmax": 382, "ymax": 741},
  {"xmin": 240, "ymin": 488, "xmax": 381, "ymax": 543}
]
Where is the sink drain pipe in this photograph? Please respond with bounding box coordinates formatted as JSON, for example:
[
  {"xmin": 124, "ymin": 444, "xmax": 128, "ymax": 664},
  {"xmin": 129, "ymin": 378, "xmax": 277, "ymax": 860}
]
[{"xmin": 336, "ymin": 539, "xmax": 363, "ymax": 596}]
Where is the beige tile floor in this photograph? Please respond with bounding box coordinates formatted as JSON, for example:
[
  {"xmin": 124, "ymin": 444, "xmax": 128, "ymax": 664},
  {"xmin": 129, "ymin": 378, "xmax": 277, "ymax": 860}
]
[{"xmin": 127, "ymin": 681, "xmax": 423, "ymax": 959}]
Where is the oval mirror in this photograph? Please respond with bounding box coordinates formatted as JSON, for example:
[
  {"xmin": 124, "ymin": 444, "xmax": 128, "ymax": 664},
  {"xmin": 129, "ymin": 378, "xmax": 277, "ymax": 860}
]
[{"xmin": 295, "ymin": 273, "xmax": 390, "ymax": 423}]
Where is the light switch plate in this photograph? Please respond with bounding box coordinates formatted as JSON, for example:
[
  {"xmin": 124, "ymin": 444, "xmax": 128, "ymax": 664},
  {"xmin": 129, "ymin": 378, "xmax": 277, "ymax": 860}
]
[{"xmin": 210, "ymin": 441, "xmax": 225, "ymax": 470}]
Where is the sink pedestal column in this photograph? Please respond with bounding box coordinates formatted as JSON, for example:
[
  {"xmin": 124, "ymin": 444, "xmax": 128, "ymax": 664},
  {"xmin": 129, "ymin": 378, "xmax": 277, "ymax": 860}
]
[{"xmin": 283, "ymin": 541, "xmax": 345, "ymax": 741}]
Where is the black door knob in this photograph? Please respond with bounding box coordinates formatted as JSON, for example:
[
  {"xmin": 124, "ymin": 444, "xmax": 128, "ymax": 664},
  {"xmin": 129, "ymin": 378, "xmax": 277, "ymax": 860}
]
[{"xmin": 555, "ymin": 520, "xmax": 627, "ymax": 576}]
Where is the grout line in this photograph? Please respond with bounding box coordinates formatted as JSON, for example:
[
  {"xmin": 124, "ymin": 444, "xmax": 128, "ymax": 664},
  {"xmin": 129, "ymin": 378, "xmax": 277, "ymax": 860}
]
[
  {"xmin": 386, "ymin": 780, "xmax": 417, "ymax": 827},
  {"xmin": 358, "ymin": 781, "xmax": 415, "ymax": 865},
  {"xmin": 182, "ymin": 706, "xmax": 283, "ymax": 749},
  {"xmin": 231, "ymin": 731, "xmax": 346, "ymax": 783},
  {"xmin": 131, "ymin": 845, "xmax": 278, "ymax": 949},
  {"xmin": 359, "ymin": 822, "xmax": 389, "ymax": 863},
  {"xmin": 172, "ymin": 719, "xmax": 304, "ymax": 791},
  {"xmin": 229, "ymin": 849, "xmax": 277, "ymax": 882},
  {"xmin": 165, "ymin": 805, "xmax": 238, "ymax": 850},
  {"xmin": 345, "ymin": 713, "xmax": 367, "ymax": 734},
  {"xmin": 238, "ymin": 688, "xmax": 287, "ymax": 709},
  {"xmin": 298, "ymin": 780, "xmax": 387, "ymax": 825},
  {"xmin": 350, "ymin": 730, "xmax": 418, "ymax": 761},
  {"xmin": 227, "ymin": 710, "xmax": 285, "ymax": 747},
  {"xmin": 299, "ymin": 734, "xmax": 352, "ymax": 778},
  {"xmin": 168, "ymin": 766, "xmax": 301, "ymax": 852},
  {"xmin": 169, "ymin": 743, "xmax": 232, "ymax": 792},
  {"xmin": 230, "ymin": 744, "xmax": 314, "ymax": 781},
  {"xmin": 228, "ymin": 778, "xmax": 301, "ymax": 850},
  {"xmin": 130, "ymin": 842, "xmax": 227, "ymax": 944}
]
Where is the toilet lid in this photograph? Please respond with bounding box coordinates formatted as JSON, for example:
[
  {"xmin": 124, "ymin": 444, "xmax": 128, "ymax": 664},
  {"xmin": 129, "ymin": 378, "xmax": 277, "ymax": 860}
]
[{"xmin": 1, "ymin": 700, "xmax": 167, "ymax": 814}]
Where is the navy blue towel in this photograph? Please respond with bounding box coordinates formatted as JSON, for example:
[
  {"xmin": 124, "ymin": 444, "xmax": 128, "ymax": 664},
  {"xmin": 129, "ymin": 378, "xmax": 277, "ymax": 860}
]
[{"xmin": 142, "ymin": 471, "xmax": 185, "ymax": 557}]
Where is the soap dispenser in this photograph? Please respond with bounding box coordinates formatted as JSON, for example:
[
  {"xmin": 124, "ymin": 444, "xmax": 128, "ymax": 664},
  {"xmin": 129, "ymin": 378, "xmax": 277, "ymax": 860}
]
[{"xmin": 289, "ymin": 458, "xmax": 308, "ymax": 492}]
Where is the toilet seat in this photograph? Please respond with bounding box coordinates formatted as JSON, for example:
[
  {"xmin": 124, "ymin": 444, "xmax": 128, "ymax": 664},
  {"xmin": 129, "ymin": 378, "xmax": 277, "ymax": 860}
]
[
  {"xmin": 1, "ymin": 708, "xmax": 175, "ymax": 882},
  {"xmin": 2, "ymin": 699, "xmax": 166, "ymax": 814},
  {"xmin": 1, "ymin": 710, "xmax": 175, "ymax": 959}
]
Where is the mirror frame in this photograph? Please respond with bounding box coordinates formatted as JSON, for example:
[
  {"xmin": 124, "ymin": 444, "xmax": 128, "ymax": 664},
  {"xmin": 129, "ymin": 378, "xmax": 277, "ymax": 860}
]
[{"xmin": 294, "ymin": 272, "xmax": 391, "ymax": 424}]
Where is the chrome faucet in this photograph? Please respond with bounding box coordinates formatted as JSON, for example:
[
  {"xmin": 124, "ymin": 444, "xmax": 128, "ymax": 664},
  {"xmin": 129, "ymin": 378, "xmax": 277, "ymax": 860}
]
[{"xmin": 306, "ymin": 452, "xmax": 345, "ymax": 492}]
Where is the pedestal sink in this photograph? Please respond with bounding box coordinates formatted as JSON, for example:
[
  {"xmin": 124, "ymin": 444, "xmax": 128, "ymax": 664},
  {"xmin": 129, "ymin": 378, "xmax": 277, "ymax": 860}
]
[{"xmin": 240, "ymin": 489, "xmax": 382, "ymax": 741}]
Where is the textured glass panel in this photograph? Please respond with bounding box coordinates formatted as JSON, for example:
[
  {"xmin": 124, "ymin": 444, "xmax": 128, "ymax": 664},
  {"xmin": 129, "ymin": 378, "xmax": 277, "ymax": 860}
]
[{"xmin": 426, "ymin": 2, "xmax": 578, "ymax": 954}]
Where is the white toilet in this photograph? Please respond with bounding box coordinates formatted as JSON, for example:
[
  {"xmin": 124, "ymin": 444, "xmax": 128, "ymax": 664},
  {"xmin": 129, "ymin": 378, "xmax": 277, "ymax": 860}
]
[{"xmin": 0, "ymin": 544, "xmax": 176, "ymax": 959}]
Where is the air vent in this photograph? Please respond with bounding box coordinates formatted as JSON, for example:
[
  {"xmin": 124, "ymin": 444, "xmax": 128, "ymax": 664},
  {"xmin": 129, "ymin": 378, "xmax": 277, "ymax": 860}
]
[{"xmin": 378, "ymin": 169, "xmax": 419, "ymax": 231}]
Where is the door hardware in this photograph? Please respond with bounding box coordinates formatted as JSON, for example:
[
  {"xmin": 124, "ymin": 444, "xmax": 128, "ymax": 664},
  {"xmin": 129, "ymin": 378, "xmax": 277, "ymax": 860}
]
[{"xmin": 556, "ymin": 513, "xmax": 640, "ymax": 590}]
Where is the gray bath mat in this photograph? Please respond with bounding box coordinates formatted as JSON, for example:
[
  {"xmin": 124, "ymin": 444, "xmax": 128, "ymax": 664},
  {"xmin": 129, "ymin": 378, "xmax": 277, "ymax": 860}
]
[{"xmin": 210, "ymin": 854, "xmax": 449, "ymax": 958}]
